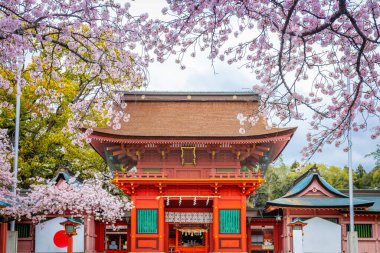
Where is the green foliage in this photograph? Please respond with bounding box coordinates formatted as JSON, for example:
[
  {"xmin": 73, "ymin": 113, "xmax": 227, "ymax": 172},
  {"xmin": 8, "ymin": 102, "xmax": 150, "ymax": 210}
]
[
  {"xmin": 366, "ymin": 144, "xmax": 380, "ymax": 167},
  {"xmin": 251, "ymin": 158, "xmax": 299, "ymax": 207},
  {"xmin": 0, "ymin": 61, "xmax": 106, "ymax": 188}
]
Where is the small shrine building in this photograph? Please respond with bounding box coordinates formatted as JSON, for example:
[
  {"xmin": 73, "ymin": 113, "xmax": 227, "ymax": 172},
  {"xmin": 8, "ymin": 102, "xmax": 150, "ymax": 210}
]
[
  {"xmin": 265, "ymin": 166, "xmax": 379, "ymax": 253},
  {"xmin": 89, "ymin": 92, "xmax": 296, "ymax": 253}
]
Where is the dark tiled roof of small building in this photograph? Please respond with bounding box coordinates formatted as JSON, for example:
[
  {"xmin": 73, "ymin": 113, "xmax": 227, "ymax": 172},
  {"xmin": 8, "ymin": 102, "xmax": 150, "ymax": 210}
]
[
  {"xmin": 267, "ymin": 197, "xmax": 373, "ymax": 208},
  {"xmin": 0, "ymin": 201, "xmax": 10, "ymax": 207},
  {"xmin": 283, "ymin": 167, "xmax": 347, "ymax": 198},
  {"xmin": 266, "ymin": 166, "xmax": 374, "ymax": 209},
  {"xmin": 340, "ymin": 189, "xmax": 380, "ymax": 213}
]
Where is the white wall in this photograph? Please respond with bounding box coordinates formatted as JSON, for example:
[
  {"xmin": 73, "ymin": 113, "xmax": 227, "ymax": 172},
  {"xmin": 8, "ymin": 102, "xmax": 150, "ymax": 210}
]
[
  {"xmin": 35, "ymin": 217, "xmax": 84, "ymax": 253},
  {"xmin": 303, "ymin": 217, "xmax": 341, "ymax": 253}
]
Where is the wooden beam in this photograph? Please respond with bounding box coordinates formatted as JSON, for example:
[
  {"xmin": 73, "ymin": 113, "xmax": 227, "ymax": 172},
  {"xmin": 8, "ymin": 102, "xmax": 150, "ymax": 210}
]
[
  {"xmin": 252, "ymin": 150, "xmax": 264, "ymax": 156},
  {"xmin": 256, "ymin": 146, "xmax": 270, "ymax": 152},
  {"xmin": 106, "ymin": 145, "xmax": 121, "ymax": 151},
  {"xmin": 112, "ymin": 149, "xmax": 124, "ymax": 156}
]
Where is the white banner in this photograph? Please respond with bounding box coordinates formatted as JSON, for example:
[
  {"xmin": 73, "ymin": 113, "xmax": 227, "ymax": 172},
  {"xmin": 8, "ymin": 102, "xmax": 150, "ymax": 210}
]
[{"xmin": 165, "ymin": 212, "xmax": 212, "ymax": 223}]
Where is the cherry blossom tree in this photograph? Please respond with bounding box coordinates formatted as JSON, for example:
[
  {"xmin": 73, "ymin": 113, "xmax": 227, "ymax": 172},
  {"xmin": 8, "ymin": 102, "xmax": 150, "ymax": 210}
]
[
  {"xmin": 0, "ymin": 0, "xmax": 147, "ymax": 221},
  {"xmin": 1, "ymin": 172, "xmax": 132, "ymax": 223},
  {"xmin": 0, "ymin": 0, "xmax": 152, "ymax": 141},
  {"xmin": 0, "ymin": 129, "xmax": 16, "ymax": 207},
  {"xmin": 149, "ymin": 0, "xmax": 380, "ymax": 159}
]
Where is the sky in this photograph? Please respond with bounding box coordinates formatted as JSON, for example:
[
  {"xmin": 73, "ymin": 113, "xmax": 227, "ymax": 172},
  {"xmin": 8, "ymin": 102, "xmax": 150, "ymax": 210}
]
[{"xmin": 129, "ymin": 0, "xmax": 378, "ymax": 170}]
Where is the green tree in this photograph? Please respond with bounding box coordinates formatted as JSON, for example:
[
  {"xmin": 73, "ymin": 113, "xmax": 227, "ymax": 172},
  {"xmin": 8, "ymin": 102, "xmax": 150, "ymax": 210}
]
[
  {"xmin": 354, "ymin": 164, "xmax": 368, "ymax": 189},
  {"xmin": 252, "ymin": 158, "xmax": 299, "ymax": 207},
  {"xmin": 0, "ymin": 60, "xmax": 107, "ymax": 188},
  {"xmin": 366, "ymin": 144, "xmax": 380, "ymax": 168}
]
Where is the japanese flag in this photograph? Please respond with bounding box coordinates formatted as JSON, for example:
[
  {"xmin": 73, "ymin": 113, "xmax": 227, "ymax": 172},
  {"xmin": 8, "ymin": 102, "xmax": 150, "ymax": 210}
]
[{"xmin": 35, "ymin": 217, "xmax": 84, "ymax": 253}]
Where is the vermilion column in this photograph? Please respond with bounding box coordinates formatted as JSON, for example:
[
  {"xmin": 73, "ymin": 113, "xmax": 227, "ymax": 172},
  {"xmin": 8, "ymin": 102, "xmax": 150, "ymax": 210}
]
[
  {"xmin": 175, "ymin": 229, "xmax": 179, "ymax": 252},
  {"xmin": 205, "ymin": 231, "xmax": 209, "ymax": 253},
  {"xmin": 130, "ymin": 195, "xmax": 137, "ymax": 252},
  {"xmin": 158, "ymin": 197, "xmax": 165, "ymax": 252},
  {"xmin": 213, "ymin": 197, "xmax": 219, "ymax": 252},
  {"xmin": 247, "ymin": 219, "xmax": 252, "ymax": 253},
  {"xmin": 241, "ymin": 195, "xmax": 247, "ymax": 251},
  {"xmin": 0, "ymin": 223, "xmax": 7, "ymax": 253}
]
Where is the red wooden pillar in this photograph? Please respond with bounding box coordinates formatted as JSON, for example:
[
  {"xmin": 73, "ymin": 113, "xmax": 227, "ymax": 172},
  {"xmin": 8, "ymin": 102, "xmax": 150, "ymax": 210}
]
[
  {"xmin": 130, "ymin": 195, "xmax": 137, "ymax": 252},
  {"xmin": 0, "ymin": 223, "xmax": 7, "ymax": 253},
  {"xmin": 158, "ymin": 197, "xmax": 165, "ymax": 252},
  {"xmin": 213, "ymin": 197, "xmax": 219, "ymax": 252},
  {"xmin": 164, "ymin": 221, "xmax": 169, "ymax": 252},
  {"xmin": 247, "ymin": 220, "xmax": 252, "ymax": 253},
  {"xmin": 127, "ymin": 220, "xmax": 131, "ymax": 252},
  {"xmin": 241, "ymin": 196, "xmax": 247, "ymax": 252},
  {"xmin": 95, "ymin": 222, "xmax": 105, "ymax": 252},
  {"xmin": 205, "ymin": 231, "xmax": 208, "ymax": 253},
  {"xmin": 274, "ymin": 222, "xmax": 282, "ymax": 253},
  {"xmin": 175, "ymin": 229, "xmax": 179, "ymax": 252}
]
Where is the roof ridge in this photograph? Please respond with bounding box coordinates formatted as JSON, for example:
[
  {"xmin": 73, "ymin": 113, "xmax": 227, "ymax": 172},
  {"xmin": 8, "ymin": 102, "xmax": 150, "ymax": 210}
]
[{"xmin": 283, "ymin": 165, "xmax": 347, "ymax": 198}]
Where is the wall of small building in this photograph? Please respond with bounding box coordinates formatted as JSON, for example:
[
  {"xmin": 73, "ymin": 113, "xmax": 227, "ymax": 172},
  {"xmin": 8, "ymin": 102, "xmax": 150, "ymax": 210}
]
[
  {"xmin": 340, "ymin": 214, "xmax": 380, "ymax": 253},
  {"xmin": 281, "ymin": 208, "xmax": 380, "ymax": 253}
]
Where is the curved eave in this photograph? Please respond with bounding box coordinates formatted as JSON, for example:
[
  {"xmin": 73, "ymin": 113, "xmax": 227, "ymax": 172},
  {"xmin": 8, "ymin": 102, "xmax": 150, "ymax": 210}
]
[
  {"xmin": 89, "ymin": 127, "xmax": 296, "ymax": 141},
  {"xmin": 89, "ymin": 127, "xmax": 296, "ymax": 161},
  {"xmin": 114, "ymin": 177, "xmax": 265, "ymax": 196},
  {"xmin": 267, "ymin": 202, "xmax": 373, "ymax": 209},
  {"xmin": 0, "ymin": 201, "xmax": 10, "ymax": 207},
  {"xmin": 284, "ymin": 174, "xmax": 347, "ymax": 198},
  {"xmin": 265, "ymin": 197, "xmax": 374, "ymax": 212},
  {"xmin": 340, "ymin": 210, "xmax": 380, "ymax": 214}
]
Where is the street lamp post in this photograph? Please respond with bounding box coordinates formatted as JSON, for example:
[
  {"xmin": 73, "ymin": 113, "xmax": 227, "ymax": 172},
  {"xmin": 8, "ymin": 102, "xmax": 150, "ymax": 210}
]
[
  {"xmin": 60, "ymin": 219, "xmax": 81, "ymax": 253},
  {"xmin": 288, "ymin": 218, "xmax": 307, "ymax": 253}
]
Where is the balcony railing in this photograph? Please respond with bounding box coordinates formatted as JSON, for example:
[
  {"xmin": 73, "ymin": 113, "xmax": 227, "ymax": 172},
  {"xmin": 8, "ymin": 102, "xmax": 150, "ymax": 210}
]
[
  {"xmin": 115, "ymin": 171, "xmax": 262, "ymax": 179},
  {"xmin": 208, "ymin": 172, "xmax": 262, "ymax": 179},
  {"xmin": 115, "ymin": 172, "xmax": 168, "ymax": 179}
]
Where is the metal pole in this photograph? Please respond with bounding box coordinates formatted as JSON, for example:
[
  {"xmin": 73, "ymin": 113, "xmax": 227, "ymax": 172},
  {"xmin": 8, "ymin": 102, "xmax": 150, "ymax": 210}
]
[
  {"xmin": 347, "ymin": 77, "xmax": 358, "ymax": 253},
  {"xmin": 347, "ymin": 77, "xmax": 354, "ymax": 233},
  {"xmin": 10, "ymin": 57, "xmax": 22, "ymax": 231}
]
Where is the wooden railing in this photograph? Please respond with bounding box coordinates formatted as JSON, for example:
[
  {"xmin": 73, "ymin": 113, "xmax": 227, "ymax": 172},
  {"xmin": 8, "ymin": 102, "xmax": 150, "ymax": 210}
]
[
  {"xmin": 208, "ymin": 171, "xmax": 262, "ymax": 179},
  {"xmin": 115, "ymin": 171, "xmax": 262, "ymax": 179},
  {"xmin": 115, "ymin": 172, "xmax": 168, "ymax": 179}
]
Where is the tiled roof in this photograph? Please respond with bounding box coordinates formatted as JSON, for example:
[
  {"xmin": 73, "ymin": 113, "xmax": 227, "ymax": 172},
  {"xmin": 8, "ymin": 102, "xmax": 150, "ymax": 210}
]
[
  {"xmin": 283, "ymin": 171, "xmax": 347, "ymax": 198},
  {"xmin": 267, "ymin": 197, "xmax": 374, "ymax": 208},
  {"xmin": 91, "ymin": 92, "xmax": 296, "ymax": 137},
  {"xmin": 340, "ymin": 190, "xmax": 380, "ymax": 213},
  {"xmin": 0, "ymin": 201, "xmax": 10, "ymax": 207},
  {"xmin": 357, "ymin": 196, "xmax": 380, "ymax": 212},
  {"xmin": 51, "ymin": 169, "xmax": 82, "ymax": 185}
]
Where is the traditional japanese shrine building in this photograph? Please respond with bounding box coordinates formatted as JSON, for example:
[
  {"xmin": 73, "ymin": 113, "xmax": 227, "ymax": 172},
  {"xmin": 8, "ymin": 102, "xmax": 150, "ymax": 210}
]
[
  {"xmin": 89, "ymin": 92, "xmax": 296, "ymax": 253},
  {"xmin": 266, "ymin": 166, "xmax": 379, "ymax": 253}
]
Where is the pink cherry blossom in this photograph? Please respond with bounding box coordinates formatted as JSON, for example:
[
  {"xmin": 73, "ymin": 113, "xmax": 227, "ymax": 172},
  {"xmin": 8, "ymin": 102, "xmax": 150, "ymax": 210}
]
[{"xmin": 148, "ymin": 0, "xmax": 380, "ymax": 160}]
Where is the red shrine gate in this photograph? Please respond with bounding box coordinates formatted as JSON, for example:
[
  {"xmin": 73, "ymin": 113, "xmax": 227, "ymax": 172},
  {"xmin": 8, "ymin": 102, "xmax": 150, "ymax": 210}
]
[{"xmin": 89, "ymin": 92, "xmax": 296, "ymax": 252}]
